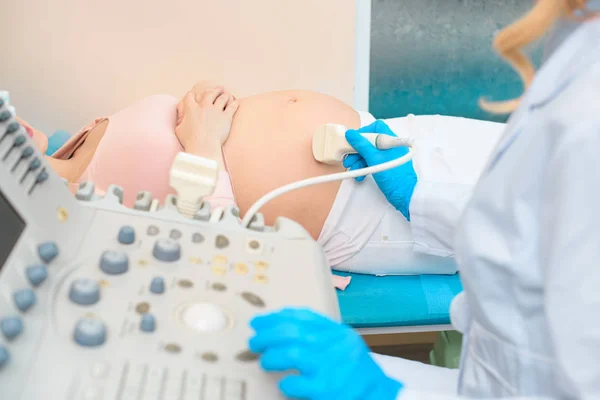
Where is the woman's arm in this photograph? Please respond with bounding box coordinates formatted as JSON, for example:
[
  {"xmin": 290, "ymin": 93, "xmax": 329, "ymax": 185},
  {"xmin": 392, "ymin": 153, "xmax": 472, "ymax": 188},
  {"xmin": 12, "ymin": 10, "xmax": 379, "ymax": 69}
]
[
  {"xmin": 16, "ymin": 117, "xmax": 43, "ymax": 137},
  {"xmin": 175, "ymin": 87, "xmax": 239, "ymax": 209},
  {"xmin": 184, "ymin": 134, "xmax": 227, "ymax": 171},
  {"xmin": 15, "ymin": 116, "xmax": 50, "ymax": 155},
  {"xmin": 175, "ymin": 87, "xmax": 238, "ymax": 170}
]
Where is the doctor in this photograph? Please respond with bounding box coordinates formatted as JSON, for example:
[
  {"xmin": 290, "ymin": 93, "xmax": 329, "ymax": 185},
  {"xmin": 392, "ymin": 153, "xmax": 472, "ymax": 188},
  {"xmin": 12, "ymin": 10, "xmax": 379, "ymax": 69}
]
[{"xmin": 248, "ymin": 0, "xmax": 600, "ymax": 398}]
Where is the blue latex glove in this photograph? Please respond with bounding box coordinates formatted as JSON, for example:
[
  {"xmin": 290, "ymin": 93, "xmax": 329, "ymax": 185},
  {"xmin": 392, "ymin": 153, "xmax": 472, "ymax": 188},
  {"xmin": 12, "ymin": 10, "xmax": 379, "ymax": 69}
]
[
  {"xmin": 249, "ymin": 308, "xmax": 403, "ymax": 400},
  {"xmin": 343, "ymin": 120, "xmax": 417, "ymax": 221}
]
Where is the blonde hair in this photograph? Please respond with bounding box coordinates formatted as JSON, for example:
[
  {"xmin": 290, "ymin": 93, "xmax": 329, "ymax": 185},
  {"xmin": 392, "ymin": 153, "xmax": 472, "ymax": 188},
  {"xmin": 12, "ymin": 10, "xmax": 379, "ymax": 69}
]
[{"xmin": 480, "ymin": 0, "xmax": 598, "ymax": 114}]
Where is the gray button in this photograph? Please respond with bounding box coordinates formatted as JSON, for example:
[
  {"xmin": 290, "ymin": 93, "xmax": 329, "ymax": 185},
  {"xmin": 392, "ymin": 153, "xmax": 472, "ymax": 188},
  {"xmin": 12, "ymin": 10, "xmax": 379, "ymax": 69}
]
[
  {"xmin": 76, "ymin": 181, "xmax": 95, "ymax": 201},
  {"xmin": 147, "ymin": 225, "xmax": 159, "ymax": 236},
  {"xmin": 169, "ymin": 229, "xmax": 182, "ymax": 240},
  {"xmin": 107, "ymin": 185, "xmax": 124, "ymax": 204},
  {"xmin": 1, "ymin": 316, "xmax": 23, "ymax": 340},
  {"xmin": 74, "ymin": 318, "xmax": 107, "ymax": 347},
  {"xmin": 99, "ymin": 251, "xmax": 129, "ymax": 275},
  {"xmin": 215, "ymin": 235, "xmax": 229, "ymax": 249},
  {"xmin": 194, "ymin": 203, "xmax": 211, "ymax": 221},
  {"xmin": 235, "ymin": 350, "xmax": 259, "ymax": 362},
  {"xmin": 152, "ymin": 239, "xmax": 181, "ymax": 262},
  {"xmin": 38, "ymin": 242, "xmax": 58, "ymax": 263},
  {"xmin": 140, "ymin": 314, "xmax": 156, "ymax": 333},
  {"xmin": 178, "ymin": 279, "xmax": 193, "ymax": 288},
  {"xmin": 164, "ymin": 343, "xmax": 181, "ymax": 354},
  {"xmin": 118, "ymin": 226, "xmax": 136, "ymax": 245},
  {"xmin": 241, "ymin": 292, "xmax": 265, "ymax": 308},
  {"xmin": 135, "ymin": 302, "xmax": 150, "ymax": 314},
  {"xmin": 192, "ymin": 233, "xmax": 204, "ymax": 243},
  {"xmin": 200, "ymin": 352, "xmax": 218, "ymax": 363},
  {"xmin": 26, "ymin": 264, "xmax": 48, "ymax": 287},
  {"xmin": 13, "ymin": 288, "xmax": 36, "ymax": 312},
  {"xmin": 134, "ymin": 191, "xmax": 152, "ymax": 211},
  {"xmin": 211, "ymin": 283, "xmax": 226, "ymax": 292},
  {"xmin": 0, "ymin": 346, "xmax": 9, "ymax": 369},
  {"xmin": 69, "ymin": 279, "xmax": 101, "ymax": 306},
  {"xmin": 249, "ymin": 213, "xmax": 265, "ymax": 232},
  {"xmin": 150, "ymin": 277, "xmax": 165, "ymax": 294}
]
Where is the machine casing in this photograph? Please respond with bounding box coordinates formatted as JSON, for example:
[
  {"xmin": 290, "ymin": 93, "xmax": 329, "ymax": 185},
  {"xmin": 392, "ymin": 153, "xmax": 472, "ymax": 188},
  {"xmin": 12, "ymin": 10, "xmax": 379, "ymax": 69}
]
[{"xmin": 0, "ymin": 103, "xmax": 340, "ymax": 400}]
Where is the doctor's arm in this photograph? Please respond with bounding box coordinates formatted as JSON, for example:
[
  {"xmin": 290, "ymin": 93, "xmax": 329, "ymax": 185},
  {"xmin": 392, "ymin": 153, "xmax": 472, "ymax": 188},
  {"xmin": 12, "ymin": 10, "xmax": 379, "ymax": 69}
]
[
  {"xmin": 398, "ymin": 119, "xmax": 600, "ymax": 400},
  {"xmin": 249, "ymin": 309, "xmax": 547, "ymax": 400},
  {"xmin": 536, "ymin": 119, "xmax": 600, "ymax": 399}
]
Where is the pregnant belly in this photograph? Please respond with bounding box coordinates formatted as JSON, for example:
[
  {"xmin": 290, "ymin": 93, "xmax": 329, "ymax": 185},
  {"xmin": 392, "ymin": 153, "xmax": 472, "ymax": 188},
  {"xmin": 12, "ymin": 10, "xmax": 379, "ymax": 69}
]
[{"xmin": 224, "ymin": 90, "xmax": 360, "ymax": 240}]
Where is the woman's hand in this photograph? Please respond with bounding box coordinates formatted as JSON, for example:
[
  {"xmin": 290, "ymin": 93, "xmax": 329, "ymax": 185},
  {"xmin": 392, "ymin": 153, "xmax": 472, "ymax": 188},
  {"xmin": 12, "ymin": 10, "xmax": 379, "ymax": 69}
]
[{"xmin": 175, "ymin": 86, "xmax": 239, "ymax": 153}]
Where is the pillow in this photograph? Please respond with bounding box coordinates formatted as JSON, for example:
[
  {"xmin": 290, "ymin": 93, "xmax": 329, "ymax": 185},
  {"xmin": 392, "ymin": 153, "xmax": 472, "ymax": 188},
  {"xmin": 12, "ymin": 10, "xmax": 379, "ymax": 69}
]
[{"xmin": 46, "ymin": 130, "xmax": 71, "ymax": 156}]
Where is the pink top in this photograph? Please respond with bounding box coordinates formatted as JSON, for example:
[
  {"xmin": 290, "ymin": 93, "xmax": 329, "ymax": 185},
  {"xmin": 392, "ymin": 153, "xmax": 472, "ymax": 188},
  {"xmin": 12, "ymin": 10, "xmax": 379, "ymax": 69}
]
[{"xmin": 52, "ymin": 95, "xmax": 236, "ymax": 209}]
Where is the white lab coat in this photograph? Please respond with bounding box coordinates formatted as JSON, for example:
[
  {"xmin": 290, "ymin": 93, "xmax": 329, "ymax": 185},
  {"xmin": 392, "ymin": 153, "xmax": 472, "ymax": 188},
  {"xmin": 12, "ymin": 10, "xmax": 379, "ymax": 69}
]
[{"xmin": 382, "ymin": 18, "xmax": 600, "ymax": 399}]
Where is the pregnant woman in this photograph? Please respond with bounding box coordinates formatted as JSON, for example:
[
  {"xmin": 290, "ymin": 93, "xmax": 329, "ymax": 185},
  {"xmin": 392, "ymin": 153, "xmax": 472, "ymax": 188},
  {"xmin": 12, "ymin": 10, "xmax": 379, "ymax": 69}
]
[{"xmin": 18, "ymin": 81, "xmax": 504, "ymax": 277}]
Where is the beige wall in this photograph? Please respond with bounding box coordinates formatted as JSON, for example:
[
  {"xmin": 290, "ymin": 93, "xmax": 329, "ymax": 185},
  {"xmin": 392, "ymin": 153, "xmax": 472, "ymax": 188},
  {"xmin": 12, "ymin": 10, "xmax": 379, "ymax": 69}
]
[{"xmin": 1, "ymin": 0, "xmax": 357, "ymax": 134}]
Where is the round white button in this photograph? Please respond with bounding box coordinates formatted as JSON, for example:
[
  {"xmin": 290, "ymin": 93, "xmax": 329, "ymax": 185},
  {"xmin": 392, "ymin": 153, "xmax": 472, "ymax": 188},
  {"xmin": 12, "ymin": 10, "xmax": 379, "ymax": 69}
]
[{"xmin": 181, "ymin": 303, "xmax": 229, "ymax": 333}]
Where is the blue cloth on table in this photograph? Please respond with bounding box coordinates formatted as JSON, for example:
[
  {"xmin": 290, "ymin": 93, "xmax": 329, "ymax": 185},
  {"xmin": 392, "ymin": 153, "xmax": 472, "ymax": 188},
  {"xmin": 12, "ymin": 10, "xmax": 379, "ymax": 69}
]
[{"xmin": 335, "ymin": 272, "xmax": 463, "ymax": 328}]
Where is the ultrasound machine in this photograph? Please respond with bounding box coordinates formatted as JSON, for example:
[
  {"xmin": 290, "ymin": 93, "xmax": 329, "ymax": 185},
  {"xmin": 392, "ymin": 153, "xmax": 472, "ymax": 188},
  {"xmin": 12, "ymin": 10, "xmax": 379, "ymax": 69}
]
[{"xmin": 0, "ymin": 97, "xmax": 340, "ymax": 399}]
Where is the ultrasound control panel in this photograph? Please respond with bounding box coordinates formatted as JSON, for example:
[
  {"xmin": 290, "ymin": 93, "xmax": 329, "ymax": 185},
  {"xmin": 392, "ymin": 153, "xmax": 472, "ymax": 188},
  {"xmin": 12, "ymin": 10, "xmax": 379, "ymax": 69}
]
[{"xmin": 0, "ymin": 99, "xmax": 340, "ymax": 399}]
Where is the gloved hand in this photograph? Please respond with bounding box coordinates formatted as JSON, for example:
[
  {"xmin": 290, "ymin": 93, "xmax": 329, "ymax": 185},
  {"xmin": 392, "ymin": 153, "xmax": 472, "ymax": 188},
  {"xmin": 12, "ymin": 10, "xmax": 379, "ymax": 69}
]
[
  {"xmin": 344, "ymin": 120, "xmax": 417, "ymax": 221},
  {"xmin": 249, "ymin": 308, "xmax": 403, "ymax": 400}
]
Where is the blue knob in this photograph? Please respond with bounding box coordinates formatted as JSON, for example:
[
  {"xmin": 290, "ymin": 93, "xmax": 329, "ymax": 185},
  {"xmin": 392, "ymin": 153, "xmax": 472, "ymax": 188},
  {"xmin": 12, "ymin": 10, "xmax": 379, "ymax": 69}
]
[
  {"xmin": 14, "ymin": 134, "xmax": 26, "ymax": 147},
  {"xmin": 6, "ymin": 121, "xmax": 20, "ymax": 134},
  {"xmin": 150, "ymin": 277, "xmax": 165, "ymax": 294},
  {"xmin": 118, "ymin": 226, "xmax": 135, "ymax": 245},
  {"xmin": 21, "ymin": 146, "xmax": 34, "ymax": 159},
  {"xmin": 13, "ymin": 288, "xmax": 36, "ymax": 312},
  {"xmin": 1, "ymin": 317, "xmax": 23, "ymax": 340},
  {"xmin": 0, "ymin": 346, "xmax": 9, "ymax": 369},
  {"xmin": 0, "ymin": 111, "xmax": 11, "ymax": 122},
  {"xmin": 152, "ymin": 239, "xmax": 181, "ymax": 262},
  {"xmin": 140, "ymin": 314, "xmax": 156, "ymax": 333},
  {"xmin": 35, "ymin": 170, "xmax": 49, "ymax": 184},
  {"xmin": 26, "ymin": 264, "xmax": 48, "ymax": 287},
  {"xmin": 28, "ymin": 158, "xmax": 41, "ymax": 171},
  {"xmin": 74, "ymin": 318, "xmax": 107, "ymax": 347},
  {"xmin": 38, "ymin": 242, "xmax": 58, "ymax": 263},
  {"xmin": 69, "ymin": 279, "xmax": 101, "ymax": 306},
  {"xmin": 99, "ymin": 251, "xmax": 129, "ymax": 275}
]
